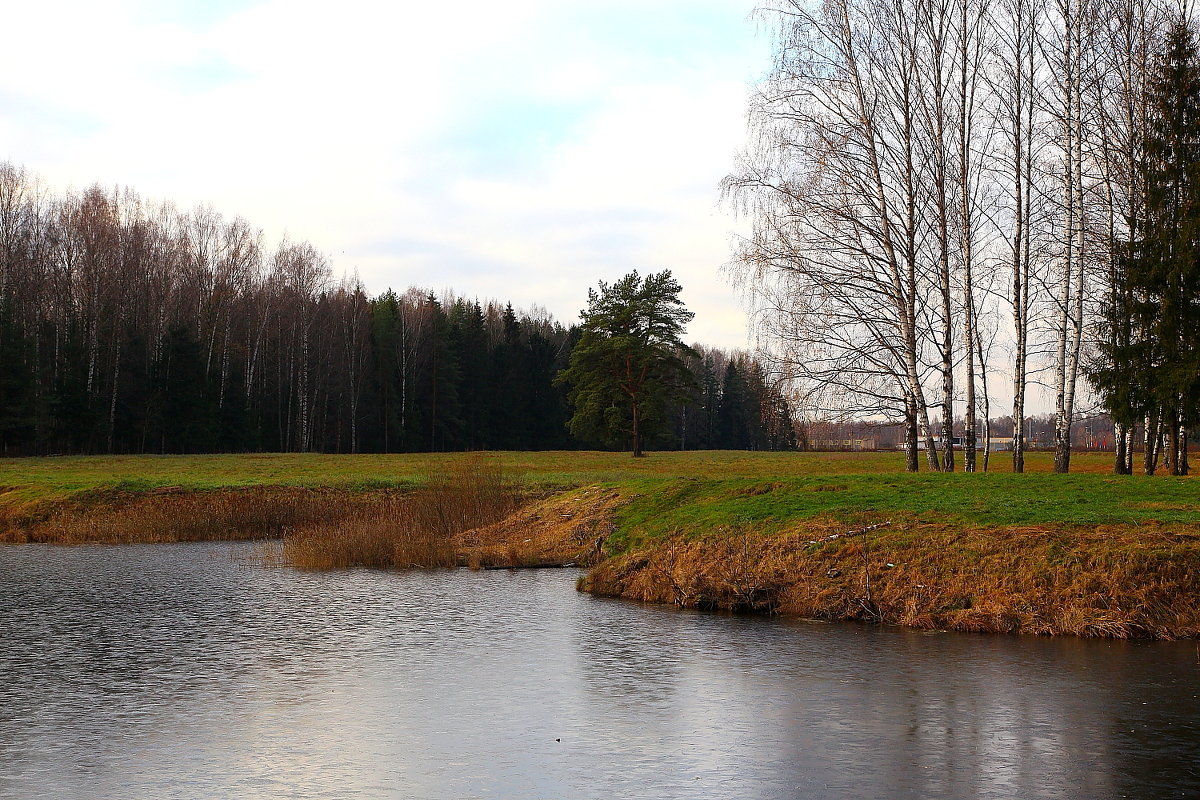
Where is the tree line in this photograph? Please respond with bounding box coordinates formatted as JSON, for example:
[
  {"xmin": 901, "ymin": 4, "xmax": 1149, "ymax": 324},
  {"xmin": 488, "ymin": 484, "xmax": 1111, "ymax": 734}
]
[
  {"xmin": 0, "ymin": 164, "xmax": 793, "ymax": 456},
  {"xmin": 725, "ymin": 0, "xmax": 1198, "ymax": 474}
]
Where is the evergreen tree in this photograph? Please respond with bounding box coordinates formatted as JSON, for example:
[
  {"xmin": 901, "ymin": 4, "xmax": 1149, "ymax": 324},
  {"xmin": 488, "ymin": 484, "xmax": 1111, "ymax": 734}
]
[
  {"xmin": 700, "ymin": 353, "xmax": 721, "ymax": 448},
  {"xmin": 488, "ymin": 304, "xmax": 530, "ymax": 449},
  {"xmin": 416, "ymin": 295, "xmax": 462, "ymax": 451},
  {"xmin": 1094, "ymin": 17, "xmax": 1200, "ymax": 475},
  {"xmin": 160, "ymin": 326, "xmax": 211, "ymax": 453},
  {"xmin": 0, "ymin": 299, "xmax": 34, "ymax": 453},
  {"xmin": 527, "ymin": 326, "xmax": 575, "ymax": 449},
  {"xmin": 556, "ymin": 271, "xmax": 695, "ymax": 457},
  {"xmin": 451, "ymin": 300, "xmax": 491, "ymax": 450},
  {"xmin": 668, "ymin": 348, "xmax": 708, "ymax": 450},
  {"xmin": 715, "ymin": 361, "xmax": 754, "ymax": 449}
]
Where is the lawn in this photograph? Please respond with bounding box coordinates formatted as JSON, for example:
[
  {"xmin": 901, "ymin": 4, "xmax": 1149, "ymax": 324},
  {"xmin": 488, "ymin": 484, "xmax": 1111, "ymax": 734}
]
[{"xmin": 608, "ymin": 470, "xmax": 1200, "ymax": 550}]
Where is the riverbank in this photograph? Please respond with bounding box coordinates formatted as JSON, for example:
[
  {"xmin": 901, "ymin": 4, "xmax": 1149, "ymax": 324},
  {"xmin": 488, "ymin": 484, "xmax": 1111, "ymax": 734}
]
[
  {"xmin": 467, "ymin": 479, "xmax": 1200, "ymax": 639},
  {"xmin": 580, "ymin": 515, "xmax": 1200, "ymax": 639},
  {"xmin": 2, "ymin": 452, "xmax": 1197, "ymax": 638}
]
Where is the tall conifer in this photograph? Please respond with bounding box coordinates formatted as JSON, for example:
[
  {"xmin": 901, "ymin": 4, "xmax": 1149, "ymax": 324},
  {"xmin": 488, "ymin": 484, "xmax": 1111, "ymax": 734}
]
[{"xmin": 1095, "ymin": 16, "xmax": 1200, "ymax": 475}]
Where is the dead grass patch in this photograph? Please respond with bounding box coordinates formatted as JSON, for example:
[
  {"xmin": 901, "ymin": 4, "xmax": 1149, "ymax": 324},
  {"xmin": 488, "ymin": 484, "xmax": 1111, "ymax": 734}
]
[
  {"xmin": 4, "ymin": 487, "xmax": 368, "ymax": 544},
  {"xmin": 579, "ymin": 518, "xmax": 1200, "ymax": 639},
  {"xmin": 458, "ymin": 485, "xmax": 628, "ymax": 569}
]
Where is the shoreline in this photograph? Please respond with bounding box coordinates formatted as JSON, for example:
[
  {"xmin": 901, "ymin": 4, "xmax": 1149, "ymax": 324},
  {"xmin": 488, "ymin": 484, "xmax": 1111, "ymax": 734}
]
[
  {"xmin": 578, "ymin": 521, "xmax": 1200, "ymax": 640},
  {"xmin": 4, "ymin": 481, "xmax": 1198, "ymax": 640}
]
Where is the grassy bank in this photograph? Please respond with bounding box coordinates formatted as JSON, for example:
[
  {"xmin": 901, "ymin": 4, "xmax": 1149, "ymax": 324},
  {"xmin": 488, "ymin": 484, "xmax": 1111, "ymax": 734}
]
[
  {"xmin": 2, "ymin": 450, "xmax": 1198, "ymax": 638},
  {"xmin": 581, "ymin": 472, "xmax": 1200, "ymax": 638},
  {"xmin": 579, "ymin": 517, "xmax": 1200, "ymax": 638}
]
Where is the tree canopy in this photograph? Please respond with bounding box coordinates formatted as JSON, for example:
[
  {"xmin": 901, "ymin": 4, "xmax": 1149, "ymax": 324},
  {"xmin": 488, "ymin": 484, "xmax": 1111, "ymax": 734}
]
[
  {"xmin": 556, "ymin": 271, "xmax": 695, "ymax": 457},
  {"xmin": 0, "ymin": 164, "xmax": 793, "ymax": 457}
]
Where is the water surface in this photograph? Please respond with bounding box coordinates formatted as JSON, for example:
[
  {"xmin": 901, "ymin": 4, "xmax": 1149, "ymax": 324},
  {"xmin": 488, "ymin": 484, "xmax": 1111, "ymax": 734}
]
[{"xmin": 1, "ymin": 542, "xmax": 1197, "ymax": 799}]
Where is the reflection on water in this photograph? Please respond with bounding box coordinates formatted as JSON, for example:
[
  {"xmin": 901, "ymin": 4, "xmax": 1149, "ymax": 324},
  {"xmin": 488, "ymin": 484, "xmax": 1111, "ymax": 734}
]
[{"xmin": 1, "ymin": 542, "xmax": 1198, "ymax": 799}]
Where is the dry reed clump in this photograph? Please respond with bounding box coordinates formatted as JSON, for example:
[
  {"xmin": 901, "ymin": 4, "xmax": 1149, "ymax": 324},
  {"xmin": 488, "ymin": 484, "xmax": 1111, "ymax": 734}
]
[
  {"xmin": 578, "ymin": 520, "xmax": 1200, "ymax": 639},
  {"xmin": 579, "ymin": 526, "xmax": 798, "ymax": 613},
  {"xmin": 8, "ymin": 488, "xmax": 370, "ymax": 544},
  {"xmin": 280, "ymin": 456, "xmax": 526, "ymax": 570},
  {"xmin": 278, "ymin": 497, "xmax": 456, "ymax": 569}
]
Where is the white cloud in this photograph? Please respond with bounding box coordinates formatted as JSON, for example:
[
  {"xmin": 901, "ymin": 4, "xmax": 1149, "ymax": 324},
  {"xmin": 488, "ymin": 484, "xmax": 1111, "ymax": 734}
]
[{"xmin": 1, "ymin": 0, "xmax": 766, "ymax": 348}]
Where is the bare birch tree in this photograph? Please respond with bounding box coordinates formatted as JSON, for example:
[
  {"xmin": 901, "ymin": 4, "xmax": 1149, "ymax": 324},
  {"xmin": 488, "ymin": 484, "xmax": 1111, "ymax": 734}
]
[{"xmin": 726, "ymin": 0, "xmax": 946, "ymax": 472}]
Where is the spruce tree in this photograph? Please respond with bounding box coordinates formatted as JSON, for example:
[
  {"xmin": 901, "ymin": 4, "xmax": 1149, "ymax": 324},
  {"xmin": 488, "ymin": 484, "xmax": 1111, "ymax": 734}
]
[
  {"xmin": 1094, "ymin": 17, "xmax": 1200, "ymax": 475},
  {"xmin": 715, "ymin": 361, "xmax": 753, "ymax": 449}
]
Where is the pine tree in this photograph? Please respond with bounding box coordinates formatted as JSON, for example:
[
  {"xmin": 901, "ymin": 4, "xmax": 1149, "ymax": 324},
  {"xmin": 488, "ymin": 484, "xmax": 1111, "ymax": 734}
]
[{"xmin": 556, "ymin": 271, "xmax": 695, "ymax": 457}]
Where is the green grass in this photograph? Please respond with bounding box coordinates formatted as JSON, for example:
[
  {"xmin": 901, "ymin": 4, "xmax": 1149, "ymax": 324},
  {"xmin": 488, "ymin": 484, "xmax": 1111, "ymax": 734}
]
[
  {"xmin": 0, "ymin": 450, "xmax": 917, "ymax": 513},
  {"xmin": 608, "ymin": 471, "xmax": 1200, "ymax": 551},
  {"xmin": 0, "ymin": 450, "xmax": 1194, "ymax": 536}
]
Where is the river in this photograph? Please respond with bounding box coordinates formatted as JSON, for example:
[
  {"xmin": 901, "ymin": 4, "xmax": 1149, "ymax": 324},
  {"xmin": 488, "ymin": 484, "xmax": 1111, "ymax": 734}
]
[{"xmin": 1, "ymin": 541, "xmax": 1197, "ymax": 799}]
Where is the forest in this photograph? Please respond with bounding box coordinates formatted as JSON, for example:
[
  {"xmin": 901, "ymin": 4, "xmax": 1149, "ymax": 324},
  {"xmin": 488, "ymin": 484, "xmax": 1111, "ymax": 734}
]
[{"xmin": 0, "ymin": 163, "xmax": 794, "ymax": 456}]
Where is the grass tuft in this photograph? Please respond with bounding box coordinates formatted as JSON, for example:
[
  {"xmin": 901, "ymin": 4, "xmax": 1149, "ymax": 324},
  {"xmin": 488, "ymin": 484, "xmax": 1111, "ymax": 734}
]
[{"xmin": 13, "ymin": 488, "xmax": 364, "ymax": 544}]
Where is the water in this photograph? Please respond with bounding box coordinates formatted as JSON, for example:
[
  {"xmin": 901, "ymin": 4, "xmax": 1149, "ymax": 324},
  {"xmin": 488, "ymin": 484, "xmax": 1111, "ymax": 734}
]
[{"xmin": 1, "ymin": 542, "xmax": 1197, "ymax": 800}]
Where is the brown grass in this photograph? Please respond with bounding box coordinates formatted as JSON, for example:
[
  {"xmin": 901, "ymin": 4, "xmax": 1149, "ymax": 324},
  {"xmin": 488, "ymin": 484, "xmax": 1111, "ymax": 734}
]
[
  {"xmin": 4, "ymin": 487, "xmax": 374, "ymax": 544},
  {"xmin": 278, "ymin": 455, "xmax": 526, "ymax": 570},
  {"xmin": 274, "ymin": 497, "xmax": 455, "ymax": 569},
  {"xmin": 459, "ymin": 485, "xmax": 626, "ymax": 569},
  {"xmin": 579, "ymin": 518, "xmax": 1200, "ymax": 639}
]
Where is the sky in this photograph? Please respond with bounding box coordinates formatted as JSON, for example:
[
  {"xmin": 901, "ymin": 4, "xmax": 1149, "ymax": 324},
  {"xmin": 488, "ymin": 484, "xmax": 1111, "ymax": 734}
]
[{"xmin": 0, "ymin": 0, "xmax": 770, "ymax": 348}]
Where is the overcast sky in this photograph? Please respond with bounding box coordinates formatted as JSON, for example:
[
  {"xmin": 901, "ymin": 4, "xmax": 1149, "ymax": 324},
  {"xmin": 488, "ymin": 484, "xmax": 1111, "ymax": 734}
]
[{"xmin": 1, "ymin": 0, "xmax": 769, "ymax": 348}]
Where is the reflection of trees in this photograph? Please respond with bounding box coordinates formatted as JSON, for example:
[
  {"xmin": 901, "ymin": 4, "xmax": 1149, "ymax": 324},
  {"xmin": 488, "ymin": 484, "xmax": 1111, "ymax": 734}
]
[{"xmin": 722, "ymin": 624, "xmax": 1152, "ymax": 798}]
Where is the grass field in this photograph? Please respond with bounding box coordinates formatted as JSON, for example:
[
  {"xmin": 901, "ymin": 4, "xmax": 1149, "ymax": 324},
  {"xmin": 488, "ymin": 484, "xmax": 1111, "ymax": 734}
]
[{"xmin": 0, "ymin": 449, "xmax": 1192, "ymax": 530}]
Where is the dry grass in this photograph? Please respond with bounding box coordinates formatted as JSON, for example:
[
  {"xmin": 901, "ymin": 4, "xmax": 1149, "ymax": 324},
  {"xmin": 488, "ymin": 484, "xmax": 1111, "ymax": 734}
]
[
  {"xmin": 579, "ymin": 518, "xmax": 1200, "ymax": 639},
  {"xmin": 278, "ymin": 456, "xmax": 526, "ymax": 570},
  {"xmin": 5, "ymin": 455, "xmax": 527, "ymax": 563},
  {"xmin": 4, "ymin": 487, "xmax": 374, "ymax": 544},
  {"xmin": 274, "ymin": 497, "xmax": 456, "ymax": 569},
  {"xmin": 459, "ymin": 485, "xmax": 626, "ymax": 569}
]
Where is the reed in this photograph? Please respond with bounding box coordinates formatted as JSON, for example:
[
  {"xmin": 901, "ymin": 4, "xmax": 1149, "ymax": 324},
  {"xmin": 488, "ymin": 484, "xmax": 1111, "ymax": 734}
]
[
  {"xmin": 10, "ymin": 488, "xmax": 374, "ymax": 544},
  {"xmin": 279, "ymin": 455, "xmax": 525, "ymax": 570}
]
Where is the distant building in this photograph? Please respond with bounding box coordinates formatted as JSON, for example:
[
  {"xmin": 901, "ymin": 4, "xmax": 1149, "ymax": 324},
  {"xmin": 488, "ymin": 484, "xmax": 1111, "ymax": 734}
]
[
  {"xmin": 915, "ymin": 436, "xmax": 1018, "ymax": 451},
  {"xmin": 810, "ymin": 438, "xmax": 878, "ymax": 451}
]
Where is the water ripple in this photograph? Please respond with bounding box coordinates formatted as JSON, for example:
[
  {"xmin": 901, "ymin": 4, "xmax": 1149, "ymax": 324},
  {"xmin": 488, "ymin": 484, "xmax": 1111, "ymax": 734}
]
[{"xmin": 1, "ymin": 542, "xmax": 1198, "ymax": 799}]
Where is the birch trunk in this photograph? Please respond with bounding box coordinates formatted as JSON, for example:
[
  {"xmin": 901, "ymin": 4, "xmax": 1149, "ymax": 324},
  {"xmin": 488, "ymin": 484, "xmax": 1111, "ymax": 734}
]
[
  {"xmin": 976, "ymin": 323, "xmax": 991, "ymax": 472},
  {"xmin": 905, "ymin": 394, "xmax": 920, "ymax": 472},
  {"xmin": 996, "ymin": 0, "xmax": 1037, "ymax": 473},
  {"xmin": 958, "ymin": 0, "xmax": 982, "ymax": 472},
  {"xmin": 1052, "ymin": 0, "xmax": 1083, "ymax": 474},
  {"xmin": 1144, "ymin": 409, "xmax": 1160, "ymax": 475},
  {"xmin": 1114, "ymin": 421, "xmax": 1130, "ymax": 474}
]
